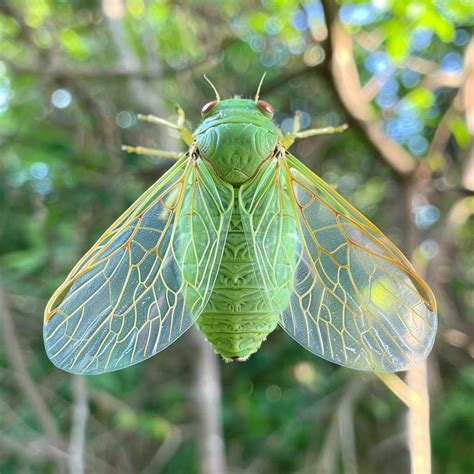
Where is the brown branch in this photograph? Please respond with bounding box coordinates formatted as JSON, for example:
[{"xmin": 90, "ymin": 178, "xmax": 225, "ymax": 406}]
[
  {"xmin": 462, "ymin": 37, "xmax": 474, "ymax": 134},
  {"xmin": 319, "ymin": 5, "xmax": 456, "ymax": 473},
  {"xmin": 461, "ymin": 39, "xmax": 474, "ymax": 191},
  {"xmin": 0, "ymin": 42, "xmax": 236, "ymax": 82},
  {"xmin": 421, "ymin": 71, "xmax": 464, "ymax": 90},
  {"xmin": 400, "ymin": 173, "xmax": 433, "ymax": 474},
  {"xmin": 0, "ymin": 60, "xmax": 165, "ymax": 80},
  {"xmin": 321, "ymin": 3, "xmax": 416, "ymax": 176},
  {"xmin": 428, "ymin": 98, "xmax": 458, "ymax": 159},
  {"xmin": 461, "ymin": 146, "xmax": 474, "ymax": 192},
  {"xmin": 430, "ymin": 196, "xmax": 474, "ymax": 333}
]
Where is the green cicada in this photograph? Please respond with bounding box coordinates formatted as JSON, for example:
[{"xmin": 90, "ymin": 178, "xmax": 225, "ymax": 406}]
[{"xmin": 44, "ymin": 78, "xmax": 437, "ymax": 375}]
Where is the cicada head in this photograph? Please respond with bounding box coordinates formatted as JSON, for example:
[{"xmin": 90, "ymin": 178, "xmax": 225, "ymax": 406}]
[{"xmin": 194, "ymin": 98, "xmax": 279, "ymax": 185}]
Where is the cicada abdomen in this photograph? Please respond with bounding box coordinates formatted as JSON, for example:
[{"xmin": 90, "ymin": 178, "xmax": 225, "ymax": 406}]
[{"xmin": 195, "ymin": 188, "xmax": 298, "ymax": 361}]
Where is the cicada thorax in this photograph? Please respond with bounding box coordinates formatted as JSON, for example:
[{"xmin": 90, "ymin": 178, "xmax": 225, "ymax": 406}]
[{"xmin": 194, "ymin": 193, "xmax": 298, "ymax": 361}]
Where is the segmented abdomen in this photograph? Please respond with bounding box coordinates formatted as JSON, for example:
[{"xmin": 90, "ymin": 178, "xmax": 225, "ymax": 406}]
[{"xmin": 196, "ymin": 195, "xmax": 296, "ymax": 361}]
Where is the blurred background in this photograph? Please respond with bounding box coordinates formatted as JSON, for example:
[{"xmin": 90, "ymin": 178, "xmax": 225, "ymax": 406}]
[{"xmin": 0, "ymin": 0, "xmax": 473, "ymax": 473}]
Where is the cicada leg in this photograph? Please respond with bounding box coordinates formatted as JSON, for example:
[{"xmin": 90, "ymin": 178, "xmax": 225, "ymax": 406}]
[
  {"xmin": 122, "ymin": 106, "xmax": 194, "ymax": 160},
  {"xmin": 137, "ymin": 106, "xmax": 193, "ymax": 145},
  {"xmin": 121, "ymin": 145, "xmax": 181, "ymax": 160},
  {"xmin": 281, "ymin": 111, "xmax": 348, "ymax": 149}
]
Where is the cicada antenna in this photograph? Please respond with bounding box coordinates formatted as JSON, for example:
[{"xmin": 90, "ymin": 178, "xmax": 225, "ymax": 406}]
[
  {"xmin": 203, "ymin": 75, "xmax": 221, "ymax": 102},
  {"xmin": 254, "ymin": 72, "xmax": 267, "ymax": 102}
]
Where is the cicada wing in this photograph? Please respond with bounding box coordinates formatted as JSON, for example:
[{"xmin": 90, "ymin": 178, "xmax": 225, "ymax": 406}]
[
  {"xmin": 44, "ymin": 156, "xmax": 233, "ymax": 374},
  {"xmin": 240, "ymin": 154, "xmax": 437, "ymax": 372},
  {"xmin": 239, "ymin": 157, "xmax": 298, "ymax": 312}
]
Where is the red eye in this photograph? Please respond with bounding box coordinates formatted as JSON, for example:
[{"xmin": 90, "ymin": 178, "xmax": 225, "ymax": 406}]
[
  {"xmin": 201, "ymin": 101, "xmax": 217, "ymax": 116},
  {"xmin": 257, "ymin": 100, "xmax": 273, "ymax": 117}
]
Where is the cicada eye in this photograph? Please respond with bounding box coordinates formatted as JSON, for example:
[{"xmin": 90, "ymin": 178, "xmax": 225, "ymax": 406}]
[
  {"xmin": 201, "ymin": 100, "xmax": 217, "ymax": 116},
  {"xmin": 257, "ymin": 100, "xmax": 273, "ymax": 117}
]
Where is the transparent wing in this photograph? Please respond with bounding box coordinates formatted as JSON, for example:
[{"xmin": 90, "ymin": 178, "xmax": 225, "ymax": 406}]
[
  {"xmin": 240, "ymin": 154, "xmax": 437, "ymax": 372},
  {"xmin": 44, "ymin": 155, "xmax": 233, "ymax": 374}
]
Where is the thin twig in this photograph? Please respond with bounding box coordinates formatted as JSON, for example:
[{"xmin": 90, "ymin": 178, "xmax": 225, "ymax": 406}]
[
  {"xmin": 317, "ymin": 405, "xmax": 340, "ymax": 473},
  {"xmin": 192, "ymin": 328, "xmax": 227, "ymax": 474},
  {"xmin": 338, "ymin": 378, "xmax": 365, "ymax": 474},
  {"xmin": 375, "ymin": 373, "xmax": 414, "ymax": 407},
  {"xmin": 402, "ymin": 177, "xmax": 433, "ymax": 474},
  {"xmin": 317, "ymin": 377, "xmax": 366, "ymax": 473},
  {"xmin": 0, "ymin": 282, "xmax": 60, "ymax": 445},
  {"xmin": 141, "ymin": 427, "xmax": 183, "ymax": 473},
  {"xmin": 68, "ymin": 376, "xmax": 88, "ymax": 474},
  {"xmin": 406, "ymin": 363, "xmax": 431, "ymax": 474},
  {"xmin": 0, "ymin": 433, "xmax": 69, "ymax": 464}
]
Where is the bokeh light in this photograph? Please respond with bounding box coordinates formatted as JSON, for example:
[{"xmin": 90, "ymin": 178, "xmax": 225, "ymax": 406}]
[
  {"xmin": 116, "ymin": 111, "xmax": 137, "ymax": 129},
  {"xmin": 339, "ymin": 3, "xmax": 377, "ymax": 25},
  {"xmin": 29, "ymin": 162, "xmax": 49, "ymax": 180},
  {"xmin": 51, "ymin": 88, "xmax": 72, "ymax": 109}
]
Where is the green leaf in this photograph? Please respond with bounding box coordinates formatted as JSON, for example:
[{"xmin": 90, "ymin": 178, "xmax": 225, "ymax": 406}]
[
  {"xmin": 248, "ymin": 12, "xmax": 268, "ymax": 33},
  {"xmin": 449, "ymin": 115, "xmax": 471, "ymax": 148},
  {"xmin": 115, "ymin": 408, "xmax": 139, "ymax": 430},
  {"xmin": 60, "ymin": 29, "xmax": 89, "ymax": 60},
  {"xmin": 384, "ymin": 18, "xmax": 410, "ymax": 61},
  {"xmin": 405, "ymin": 87, "xmax": 435, "ymax": 109},
  {"xmin": 420, "ymin": 6, "xmax": 455, "ymax": 42}
]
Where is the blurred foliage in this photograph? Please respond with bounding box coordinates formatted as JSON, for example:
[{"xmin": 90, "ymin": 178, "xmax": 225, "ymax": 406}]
[{"xmin": 0, "ymin": 0, "xmax": 473, "ymax": 473}]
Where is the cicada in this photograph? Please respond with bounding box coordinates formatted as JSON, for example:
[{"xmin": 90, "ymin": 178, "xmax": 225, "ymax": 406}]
[{"xmin": 44, "ymin": 77, "xmax": 437, "ymax": 375}]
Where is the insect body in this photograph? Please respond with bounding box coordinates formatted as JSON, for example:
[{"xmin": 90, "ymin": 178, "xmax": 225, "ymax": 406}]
[
  {"xmin": 44, "ymin": 81, "xmax": 437, "ymax": 374},
  {"xmin": 191, "ymin": 99, "xmax": 297, "ymax": 361}
]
